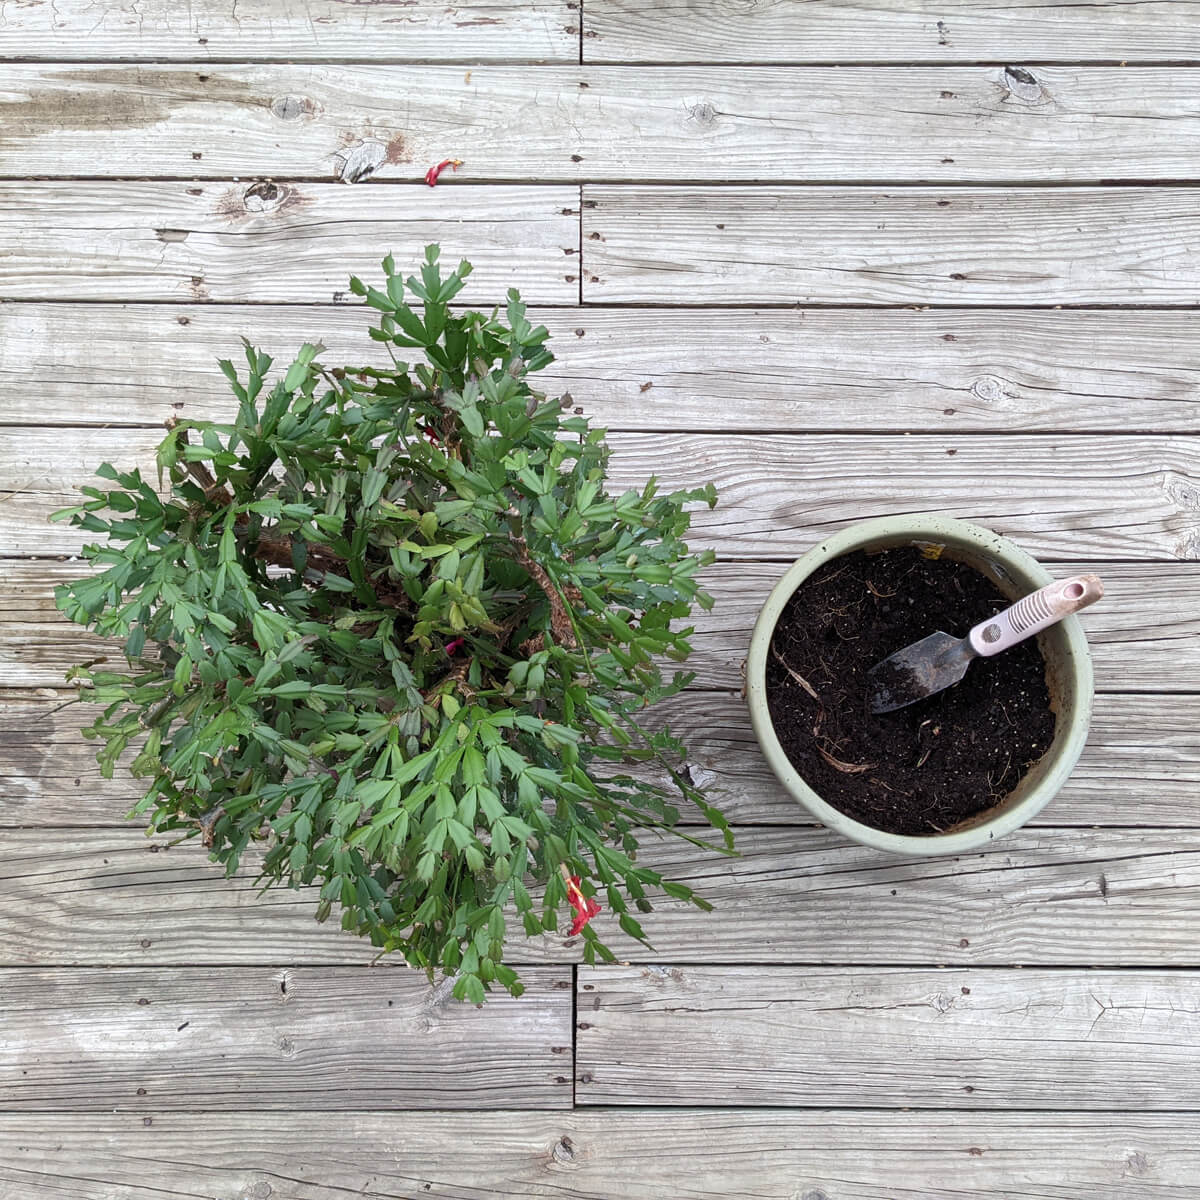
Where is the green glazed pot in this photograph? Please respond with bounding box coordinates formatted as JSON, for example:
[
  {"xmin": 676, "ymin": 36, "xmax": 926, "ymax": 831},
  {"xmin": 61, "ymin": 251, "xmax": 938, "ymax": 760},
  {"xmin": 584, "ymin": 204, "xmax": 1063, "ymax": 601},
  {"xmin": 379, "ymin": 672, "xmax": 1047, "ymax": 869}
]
[{"xmin": 746, "ymin": 515, "xmax": 1095, "ymax": 855}]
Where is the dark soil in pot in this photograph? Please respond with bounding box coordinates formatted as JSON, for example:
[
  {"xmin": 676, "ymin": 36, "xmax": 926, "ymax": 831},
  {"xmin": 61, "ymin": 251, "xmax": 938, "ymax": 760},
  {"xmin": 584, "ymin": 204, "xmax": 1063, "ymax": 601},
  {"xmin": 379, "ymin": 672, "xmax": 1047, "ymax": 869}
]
[{"xmin": 765, "ymin": 547, "xmax": 1056, "ymax": 836}]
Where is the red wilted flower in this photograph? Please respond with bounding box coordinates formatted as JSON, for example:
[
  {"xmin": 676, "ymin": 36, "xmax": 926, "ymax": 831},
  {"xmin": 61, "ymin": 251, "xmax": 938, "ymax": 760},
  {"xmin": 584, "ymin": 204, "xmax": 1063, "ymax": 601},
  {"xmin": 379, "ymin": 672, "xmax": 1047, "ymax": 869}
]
[
  {"xmin": 444, "ymin": 637, "xmax": 466, "ymax": 656},
  {"xmin": 563, "ymin": 871, "xmax": 602, "ymax": 936},
  {"xmin": 425, "ymin": 158, "xmax": 463, "ymax": 187},
  {"xmin": 421, "ymin": 423, "xmax": 441, "ymax": 444}
]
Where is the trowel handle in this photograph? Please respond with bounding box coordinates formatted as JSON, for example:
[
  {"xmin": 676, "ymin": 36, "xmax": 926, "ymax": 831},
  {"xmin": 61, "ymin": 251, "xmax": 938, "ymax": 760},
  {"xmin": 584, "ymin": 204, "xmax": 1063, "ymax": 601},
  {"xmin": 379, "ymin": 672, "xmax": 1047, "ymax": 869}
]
[{"xmin": 967, "ymin": 574, "xmax": 1104, "ymax": 658}]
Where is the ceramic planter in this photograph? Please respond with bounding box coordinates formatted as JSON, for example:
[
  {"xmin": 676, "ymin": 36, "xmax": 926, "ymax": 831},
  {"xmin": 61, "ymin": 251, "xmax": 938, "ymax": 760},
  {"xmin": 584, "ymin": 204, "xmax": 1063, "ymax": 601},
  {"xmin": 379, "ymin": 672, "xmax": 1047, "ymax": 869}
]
[{"xmin": 746, "ymin": 515, "xmax": 1095, "ymax": 855}]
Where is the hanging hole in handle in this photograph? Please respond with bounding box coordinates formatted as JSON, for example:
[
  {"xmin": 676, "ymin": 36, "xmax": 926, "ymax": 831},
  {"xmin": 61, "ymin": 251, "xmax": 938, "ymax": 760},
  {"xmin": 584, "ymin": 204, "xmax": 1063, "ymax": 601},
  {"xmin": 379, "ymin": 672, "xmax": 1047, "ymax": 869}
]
[{"xmin": 1064, "ymin": 582, "xmax": 1085, "ymax": 600}]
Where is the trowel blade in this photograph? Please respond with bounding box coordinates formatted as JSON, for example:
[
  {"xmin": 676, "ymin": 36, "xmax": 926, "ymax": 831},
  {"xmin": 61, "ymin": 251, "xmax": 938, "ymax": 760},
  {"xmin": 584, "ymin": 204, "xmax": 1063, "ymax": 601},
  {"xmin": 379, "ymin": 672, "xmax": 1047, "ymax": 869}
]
[{"xmin": 867, "ymin": 629, "xmax": 976, "ymax": 714}]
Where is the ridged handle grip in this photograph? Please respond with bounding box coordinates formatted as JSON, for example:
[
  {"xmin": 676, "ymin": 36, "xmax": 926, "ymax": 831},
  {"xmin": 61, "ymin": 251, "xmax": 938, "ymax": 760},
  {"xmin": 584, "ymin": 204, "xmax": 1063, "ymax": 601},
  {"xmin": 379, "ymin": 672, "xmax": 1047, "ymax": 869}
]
[{"xmin": 968, "ymin": 574, "xmax": 1104, "ymax": 658}]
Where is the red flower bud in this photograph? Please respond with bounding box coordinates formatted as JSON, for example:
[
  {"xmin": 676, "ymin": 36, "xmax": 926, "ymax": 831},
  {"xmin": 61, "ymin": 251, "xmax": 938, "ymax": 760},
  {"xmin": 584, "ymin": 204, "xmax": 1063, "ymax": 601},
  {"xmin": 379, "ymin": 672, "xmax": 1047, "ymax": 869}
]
[{"xmin": 565, "ymin": 874, "xmax": 602, "ymax": 936}]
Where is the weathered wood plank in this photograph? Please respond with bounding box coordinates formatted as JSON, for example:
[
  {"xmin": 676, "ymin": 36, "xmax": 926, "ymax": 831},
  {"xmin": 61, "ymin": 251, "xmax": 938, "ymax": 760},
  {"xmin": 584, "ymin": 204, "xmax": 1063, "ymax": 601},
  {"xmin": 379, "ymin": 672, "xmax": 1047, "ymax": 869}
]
[
  {"xmin": 7, "ymin": 65, "xmax": 1200, "ymax": 183},
  {"xmin": 8, "ymin": 302, "xmax": 1200, "ymax": 433},
  {"xmin": 583, "ymin": 186, "xmax": 1200, "ymax": 305},
  {"xmin": 7, "ymin": 426, "xmax": 1197, "ymax": 560},
  {"xmin": 0, "ymin": 1111, "xmax": 1192, "ymax": 1199},
  {"xmin": 2, "ymin": 827, "xmax": 1198, "ymax": 966},
  {"xmin": 0, "ymin": 829, "xmax": 381, "ymax": 965},
  {"xmin": 532, "ymin": 307, "xmax": 1200, "ymax": 434},
  {"xmin": 648, "ymin": 691, "xmax": 1200, "ymax": 828},
  {"xmin": 5, "ymin": 559, "xmax": 1197, "ymax": 691},
  {"xmin": 0, "ymin": 182, "xmax": 578, "ymax": 303},
  {"xmin": 603, "ymin": 435, "xmax": 1200, "ymax": 561},
  {"xmin": 0, "ymin": 694, "xmax": 138, "ymax": 820},
  {"xmin": 0, "ymin": 967, "xmax": 572, "ymax": 1111},
  {"xmin": 576, "ymin": 965, "xmax": 1200, "ymax": 1109},
  {"xmin": 5, "ymin": 690, "xmax": 1197, "ymax": 829},
  {"xmin": 584, "ymin": 0, "xmax": 1200, "ymax": 63},
  {"xmin": 0, "ymin": 0, "xmax": 576, "ymax": 62},
  {"xmin": 604, "ymin": 827, "xmax": 1200, "ymax": 965}
]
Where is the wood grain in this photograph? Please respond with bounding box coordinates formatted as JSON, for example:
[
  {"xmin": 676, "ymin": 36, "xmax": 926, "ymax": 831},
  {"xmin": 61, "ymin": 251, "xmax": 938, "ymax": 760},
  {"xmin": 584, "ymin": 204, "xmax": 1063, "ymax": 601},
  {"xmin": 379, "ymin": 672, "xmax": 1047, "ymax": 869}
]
[
  {"xmin": 644, "ymin": 691, "xmax": 1200, "ymax": 828},
  {"xmin": 4, "ymin": 689, "xmax": 1197, "ymax": 829},
  {"xmin": 0, "ymin": 693, "xmax": 137, "ymax": 821},
  {"xmin": 8, "ymin": 302, "xmax": 1200, "ymax": 433},
  {"xmin": 576, "ymin": 965, "xmax": 1200, "ymax": 1109},
  {"xmin": 584, "ymin": 0, "xmax": 1200, "ymax": 63},
  {"xmin": 0, "ymin": 182, "xmax": 578, "ymax": 303},
  {"xmin": 0, "ymin": 967, "xmax": 572, "ymax": 1111},
  {"xmin": 0, "ymin": 829, "xmax": 383, "ymax": 966},
  {"xmin": 583, "ymin": 186, "xmax": 1200, "ymax": 305},
  {"xmin": 5, "ymin": 559, "xmax": 1197, "ymax": 691},
  {"xmin": 6, "ymin": 65, "xmax": 1200, "ymax": 182},
  {"xmin": 603, "ymin": 827, "xmax": 1200, "ymax": 966},
  {"xmin": 0, "ymin": 1111, "xmax": 1192, "ymax": 1199},
  {"xmin": 5, "ymin": 427, "xmax": 1200, "ymax": 560},
  {"xmin": 602, "ymin": 435, "xmax": 1200, "ymax": 562},
  {"xmin": 0, "ymin": 0, "xmax": 576, "ymax": 62},
  {"xmin": 3, "ymin": 826, "xmax": 1198, "ymax": 966},
  {"xmin": 6, "ymin": 0, "xmax": 1199, "ymax": 1158}
]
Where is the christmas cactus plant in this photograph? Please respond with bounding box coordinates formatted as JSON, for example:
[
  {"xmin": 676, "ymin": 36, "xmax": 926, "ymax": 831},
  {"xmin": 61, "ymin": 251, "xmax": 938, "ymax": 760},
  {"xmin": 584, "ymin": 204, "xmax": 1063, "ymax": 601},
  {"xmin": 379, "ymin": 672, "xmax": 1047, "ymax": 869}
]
[{"xmin": 53, "ymin": 247, "xmax": 731, "ymax": 1001}]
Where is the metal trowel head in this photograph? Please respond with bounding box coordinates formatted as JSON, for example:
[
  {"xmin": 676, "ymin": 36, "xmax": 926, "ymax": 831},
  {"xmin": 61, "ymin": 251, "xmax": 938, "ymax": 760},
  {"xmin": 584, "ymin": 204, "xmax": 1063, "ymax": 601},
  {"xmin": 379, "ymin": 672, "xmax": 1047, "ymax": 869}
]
[
  {"xmin": 867, "ymin": 573, "xmax": 1104, "ymax": 714},
  {"xmin": 867, "ymin": 630, "xmax": 975, "ymax": 714}
]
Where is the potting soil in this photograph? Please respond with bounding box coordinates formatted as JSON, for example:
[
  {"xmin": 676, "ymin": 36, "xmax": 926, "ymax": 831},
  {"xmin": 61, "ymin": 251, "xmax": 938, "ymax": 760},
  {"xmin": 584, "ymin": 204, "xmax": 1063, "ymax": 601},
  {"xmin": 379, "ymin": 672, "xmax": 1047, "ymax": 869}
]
[{"xmin": 765, "ymin": 547, "xmax": 1056, "ymax": 836}]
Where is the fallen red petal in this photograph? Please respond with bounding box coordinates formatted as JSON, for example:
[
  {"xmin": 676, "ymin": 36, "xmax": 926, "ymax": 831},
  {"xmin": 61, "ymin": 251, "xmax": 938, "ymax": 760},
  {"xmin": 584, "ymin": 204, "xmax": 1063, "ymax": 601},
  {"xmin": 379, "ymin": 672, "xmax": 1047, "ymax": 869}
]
[{"xmin": 425, "ymin": 158, "xmax": 463, "ymax": 187}]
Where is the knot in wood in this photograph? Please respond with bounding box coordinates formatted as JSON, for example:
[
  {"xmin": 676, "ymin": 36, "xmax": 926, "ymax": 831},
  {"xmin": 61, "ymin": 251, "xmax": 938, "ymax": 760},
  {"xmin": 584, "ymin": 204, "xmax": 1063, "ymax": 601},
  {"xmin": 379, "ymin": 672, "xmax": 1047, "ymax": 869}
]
[
  {"xmin": 271, "ymin": 95, "xmax": 305, "ymax": 121},
  {"xmin": 1162, "ymin": 470, "xmax": 1200, "ymax": 513},
  {"xmin": 970, "ymin": 375, "xmax": 1006, "ymax": 403},
  {"xmin": 1002, "ymin": 65, "xmax": 1047, "ymax": 104},
  {"xmin": 1125, "ymin": 1151, "xmax": 1151, "ymax": 1176},
  {"xmin": 243, "ymin": 181, "xmax": 286, "ymax": 212},
  {"xmin": 685, "ymin": 99, "xmax": 718, "ymax": 128},
  {"xmin": 553, "ymin": 1136, "xmax": 576, "ymax": 1164},
  {"xmin": 336, "ymin": 140, "xmax": 389, "ymax": 184},
  {"xmin": 270, "ymin": 94, "xmax": 318, "ymax": 121}
]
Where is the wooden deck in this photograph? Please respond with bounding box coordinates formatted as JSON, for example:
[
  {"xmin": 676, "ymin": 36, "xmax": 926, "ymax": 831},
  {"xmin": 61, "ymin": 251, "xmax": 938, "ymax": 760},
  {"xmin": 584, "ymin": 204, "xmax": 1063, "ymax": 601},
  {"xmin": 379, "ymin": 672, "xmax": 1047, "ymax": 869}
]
[{"xmin": 2, "ymin": 3, "xmax": 1199, "ymax": 1196}]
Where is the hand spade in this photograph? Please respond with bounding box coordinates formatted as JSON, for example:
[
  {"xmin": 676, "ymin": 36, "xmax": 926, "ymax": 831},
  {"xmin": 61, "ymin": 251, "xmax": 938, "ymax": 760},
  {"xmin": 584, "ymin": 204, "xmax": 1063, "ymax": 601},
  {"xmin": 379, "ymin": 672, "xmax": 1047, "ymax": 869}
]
[{"xmin": 868, "ymin": 573, "xmax": 1104, "ymax": 714}]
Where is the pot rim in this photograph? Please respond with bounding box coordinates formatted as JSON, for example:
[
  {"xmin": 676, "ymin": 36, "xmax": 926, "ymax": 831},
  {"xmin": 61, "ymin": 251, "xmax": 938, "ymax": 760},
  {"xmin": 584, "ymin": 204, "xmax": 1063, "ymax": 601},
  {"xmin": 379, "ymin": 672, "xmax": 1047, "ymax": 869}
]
[{"xmin": 746, "ymin": 515, "xmax": 1095, "ymax": 856}]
